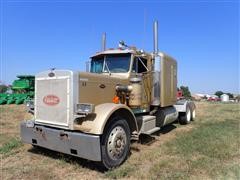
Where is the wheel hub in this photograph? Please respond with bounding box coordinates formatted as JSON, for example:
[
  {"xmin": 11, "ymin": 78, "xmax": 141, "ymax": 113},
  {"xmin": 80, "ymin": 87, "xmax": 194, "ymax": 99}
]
[{"xmin": 107, "ymin": 126, "xmax": 127, "ymax": 160}]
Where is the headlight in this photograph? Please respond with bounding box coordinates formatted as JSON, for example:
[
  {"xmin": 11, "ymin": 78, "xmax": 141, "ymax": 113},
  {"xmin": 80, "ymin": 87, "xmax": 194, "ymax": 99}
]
[
  {"xmin": 25, "ymin": 100, "xmax": 34, "ymax": 109},
  {"xmin": 25, "ymin": 100, "xmax": 34, "ymax": 114},
  {"xmin": 76, "ymin": 103, "xmax": 95, "ymax": 114}
]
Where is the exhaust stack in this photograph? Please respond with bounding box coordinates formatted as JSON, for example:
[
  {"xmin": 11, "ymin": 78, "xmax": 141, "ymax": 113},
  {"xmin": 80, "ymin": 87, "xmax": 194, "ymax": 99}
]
[
  {"xmin": 102, "ymin": 32, "xmax": 106, "ymax": 51},
  {"xmin": 152, "ymin": 20, "xmax": 160, "ymax": 106},
  {"xmin": 153, "ymin": 21, "xmax": 158, "ymax": 56}
]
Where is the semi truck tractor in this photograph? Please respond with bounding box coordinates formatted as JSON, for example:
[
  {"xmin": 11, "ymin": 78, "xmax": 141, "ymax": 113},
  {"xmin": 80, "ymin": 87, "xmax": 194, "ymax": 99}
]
[{"xmin": 20, "ymin": 21, "xmax": 196, "ymax": 169}]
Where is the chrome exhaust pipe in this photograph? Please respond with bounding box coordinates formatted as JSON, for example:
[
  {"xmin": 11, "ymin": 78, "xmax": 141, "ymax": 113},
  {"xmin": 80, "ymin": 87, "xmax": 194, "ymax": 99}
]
[
  {"xmin": 153, "ymin": 21, "xmax": 158, "ymax": 56},
  {"xmin": 152, "ymin": 20, "xmax": 160, "ymax": 106}
]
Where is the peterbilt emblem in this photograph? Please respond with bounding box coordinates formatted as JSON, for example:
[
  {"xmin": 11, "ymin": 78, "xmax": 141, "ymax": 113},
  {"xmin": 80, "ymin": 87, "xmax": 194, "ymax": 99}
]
[{"xmin": 43, "ymin": 95, "xmax": 60, "ymax": 106}]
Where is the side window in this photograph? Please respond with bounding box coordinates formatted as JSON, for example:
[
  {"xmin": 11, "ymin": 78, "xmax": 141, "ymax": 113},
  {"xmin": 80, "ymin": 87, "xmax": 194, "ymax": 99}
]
[{"xmin": 132, "ymin": 57, "xmax": 148, "ymax": 73}]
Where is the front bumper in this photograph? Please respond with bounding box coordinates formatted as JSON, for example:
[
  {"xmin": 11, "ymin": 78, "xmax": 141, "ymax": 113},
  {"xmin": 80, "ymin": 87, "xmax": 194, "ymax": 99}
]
[{"xmin": 20, "ymin": 120, "xmax": 101, "ymax": 161}]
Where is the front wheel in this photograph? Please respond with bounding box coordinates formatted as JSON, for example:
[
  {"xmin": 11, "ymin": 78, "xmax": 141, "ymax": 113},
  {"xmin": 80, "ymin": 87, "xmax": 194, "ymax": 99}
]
[{"xmin": 101, "ymin": 118, "xmax": 130, "ymax": 169}]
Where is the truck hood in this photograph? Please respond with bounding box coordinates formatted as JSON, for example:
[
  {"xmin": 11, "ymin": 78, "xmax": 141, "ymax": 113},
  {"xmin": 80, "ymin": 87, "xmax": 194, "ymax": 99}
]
[{"xmin": 79, "ymin": 72, "xmax": 128, "ymax": 105}]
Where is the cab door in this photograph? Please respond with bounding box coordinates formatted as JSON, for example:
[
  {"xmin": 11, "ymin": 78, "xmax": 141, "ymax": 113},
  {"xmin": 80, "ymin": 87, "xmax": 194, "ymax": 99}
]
[{"xmin": 131, "ymin": 56, "xmax": 152, "ymax": 110}]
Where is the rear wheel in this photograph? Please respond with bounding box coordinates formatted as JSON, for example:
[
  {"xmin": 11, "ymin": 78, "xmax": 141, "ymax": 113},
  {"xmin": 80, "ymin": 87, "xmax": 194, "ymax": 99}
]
[
  {"xmin": 191, "ymin": 109, "xmax": 196, "ymax": 121},
  {"xmin": 101, "ymin": 118, "xmax": 130, "ymax": 169},
  {"xmin": 179, "ymin": 106, "xmax": 191, "ymax": 125}
]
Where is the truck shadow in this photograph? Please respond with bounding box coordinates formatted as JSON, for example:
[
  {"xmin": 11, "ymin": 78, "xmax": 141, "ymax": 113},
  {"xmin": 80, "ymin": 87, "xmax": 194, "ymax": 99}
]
[
  {"xmin": 28, "ymin": 146, "xmax": 106, "ymax": 172},
  {"xmin": 136, "ymin": 123, "xmax": 177, "ymax": 145}
]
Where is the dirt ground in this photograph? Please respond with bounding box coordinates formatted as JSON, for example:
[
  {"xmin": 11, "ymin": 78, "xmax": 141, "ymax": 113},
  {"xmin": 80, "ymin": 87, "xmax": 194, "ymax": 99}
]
[{"xmin": 0, "ymin": 102, "xmax": 239, "ymax": 179}]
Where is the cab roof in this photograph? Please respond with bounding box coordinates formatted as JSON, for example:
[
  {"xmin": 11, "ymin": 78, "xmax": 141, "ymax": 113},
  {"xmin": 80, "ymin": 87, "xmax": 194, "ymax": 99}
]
[
  {"xmin": 91, "ymin": 48, "xmax": 135, "ymax": 58},
  {"xmin": 91, "ymin": 48, "xmax": 175, "ymax": 62}
]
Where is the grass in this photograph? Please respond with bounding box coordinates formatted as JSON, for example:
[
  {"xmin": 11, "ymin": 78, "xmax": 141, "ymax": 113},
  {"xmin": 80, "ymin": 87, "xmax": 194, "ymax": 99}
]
[
  {"xmin": 105, "ymin": 163, "xmax": 136, "ymax": 179},
  {"xmin": 159, "ymin": 119, "xmax": 240, "ymax": 179},
  {"xmin": 168, "ymin": 120, "xmax": 239, "ymax": 158},
  {"xmin": 0, "ymin": 137, "xmax": 22, "ymax": 154},
  {"xmin": 0, "ymin": 102, "xmax": 240, "ymax": 179}
]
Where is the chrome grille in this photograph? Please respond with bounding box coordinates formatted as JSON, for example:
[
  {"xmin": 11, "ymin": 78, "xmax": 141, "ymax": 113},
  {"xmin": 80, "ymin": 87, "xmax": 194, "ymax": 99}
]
[{"xmin": 35, "ymin": 76, "xmax": 70, "ymax": 127}]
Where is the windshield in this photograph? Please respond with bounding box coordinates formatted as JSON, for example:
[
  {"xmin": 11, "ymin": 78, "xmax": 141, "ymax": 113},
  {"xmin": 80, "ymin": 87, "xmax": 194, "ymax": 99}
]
[
  {"xmin": 90, "ymin": 54, "xmax": 131, "ymax": 73},
  {"xmin": 90, "ymin": 57, "xmax": 104, "ymax": 73}
]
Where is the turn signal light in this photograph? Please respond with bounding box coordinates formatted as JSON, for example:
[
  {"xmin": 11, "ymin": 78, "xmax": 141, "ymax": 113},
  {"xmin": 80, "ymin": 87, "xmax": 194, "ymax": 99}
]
[{"xmin": 112, "ymin": 96, "xmax": 120, "ymax": 104}]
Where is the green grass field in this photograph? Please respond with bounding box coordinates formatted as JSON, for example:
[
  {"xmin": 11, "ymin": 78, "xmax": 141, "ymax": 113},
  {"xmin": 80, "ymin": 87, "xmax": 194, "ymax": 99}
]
[{"xmin": 0, "ymin": 102, "xmax": 239, "ymax": 179}]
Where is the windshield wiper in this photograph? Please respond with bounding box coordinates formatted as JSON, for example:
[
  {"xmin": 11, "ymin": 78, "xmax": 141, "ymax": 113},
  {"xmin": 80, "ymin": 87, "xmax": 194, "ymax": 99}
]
[
  {"xmin": 103, "ymin": 56, "xmax": 111, "ymax": 75},
  {"xmin": 105, "ymin": 62, "xmax": 111, "ymax": 75}
]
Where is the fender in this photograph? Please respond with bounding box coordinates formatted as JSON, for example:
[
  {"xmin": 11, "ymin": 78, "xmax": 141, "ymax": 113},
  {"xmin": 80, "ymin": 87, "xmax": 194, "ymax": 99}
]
[{"xmin": 74, "ymin": 103, "xmax": 138, "ymax": 135}]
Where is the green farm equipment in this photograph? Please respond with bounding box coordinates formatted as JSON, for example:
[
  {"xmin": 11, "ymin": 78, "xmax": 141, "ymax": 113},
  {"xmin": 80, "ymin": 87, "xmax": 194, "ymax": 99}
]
[
  {"xmin": 0, "ymin": 94, "xmax": 8, "ymax": 104},
  {"xmin": 0, "ymin": 75, "xmax": 35, "ymax": 105}
]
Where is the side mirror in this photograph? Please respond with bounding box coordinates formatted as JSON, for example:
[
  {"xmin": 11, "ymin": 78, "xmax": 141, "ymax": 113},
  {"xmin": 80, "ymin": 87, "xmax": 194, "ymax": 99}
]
[{"xmin": 85, "ymin": 61, "xmax": 90, "ymax": 72}]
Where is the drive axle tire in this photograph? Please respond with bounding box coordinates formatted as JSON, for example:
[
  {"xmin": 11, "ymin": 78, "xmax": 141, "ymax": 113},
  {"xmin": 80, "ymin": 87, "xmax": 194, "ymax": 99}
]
[
  {"xmin": 191, "ymin": 109, "xmax": 196, "ymax": 121},
  {"xmin": 179, "ymin": 106, "xmax": 191, "ymax": 125},
  {"xmin": 101, "ymin": 118, "xmax": 130, "ymax": 169}
]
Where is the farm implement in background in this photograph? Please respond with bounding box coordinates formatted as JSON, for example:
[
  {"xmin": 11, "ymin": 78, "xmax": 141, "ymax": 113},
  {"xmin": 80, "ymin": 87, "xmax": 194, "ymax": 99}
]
[{"xmin": 0, "ymin": 75, "xmax": 35, "ymax": 105}]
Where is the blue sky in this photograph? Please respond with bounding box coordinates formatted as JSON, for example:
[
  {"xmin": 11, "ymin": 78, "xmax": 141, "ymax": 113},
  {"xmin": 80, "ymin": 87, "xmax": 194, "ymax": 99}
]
[{"xmin": 0, "ymin": 1, "xmax": 239, "ymax": 94}]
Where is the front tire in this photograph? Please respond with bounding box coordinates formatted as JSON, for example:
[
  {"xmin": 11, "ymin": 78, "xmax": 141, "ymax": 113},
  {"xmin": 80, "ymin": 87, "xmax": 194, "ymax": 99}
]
[{"xmin": 101, "ymin": 118, "xmax": 130, "ymax": 169}]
